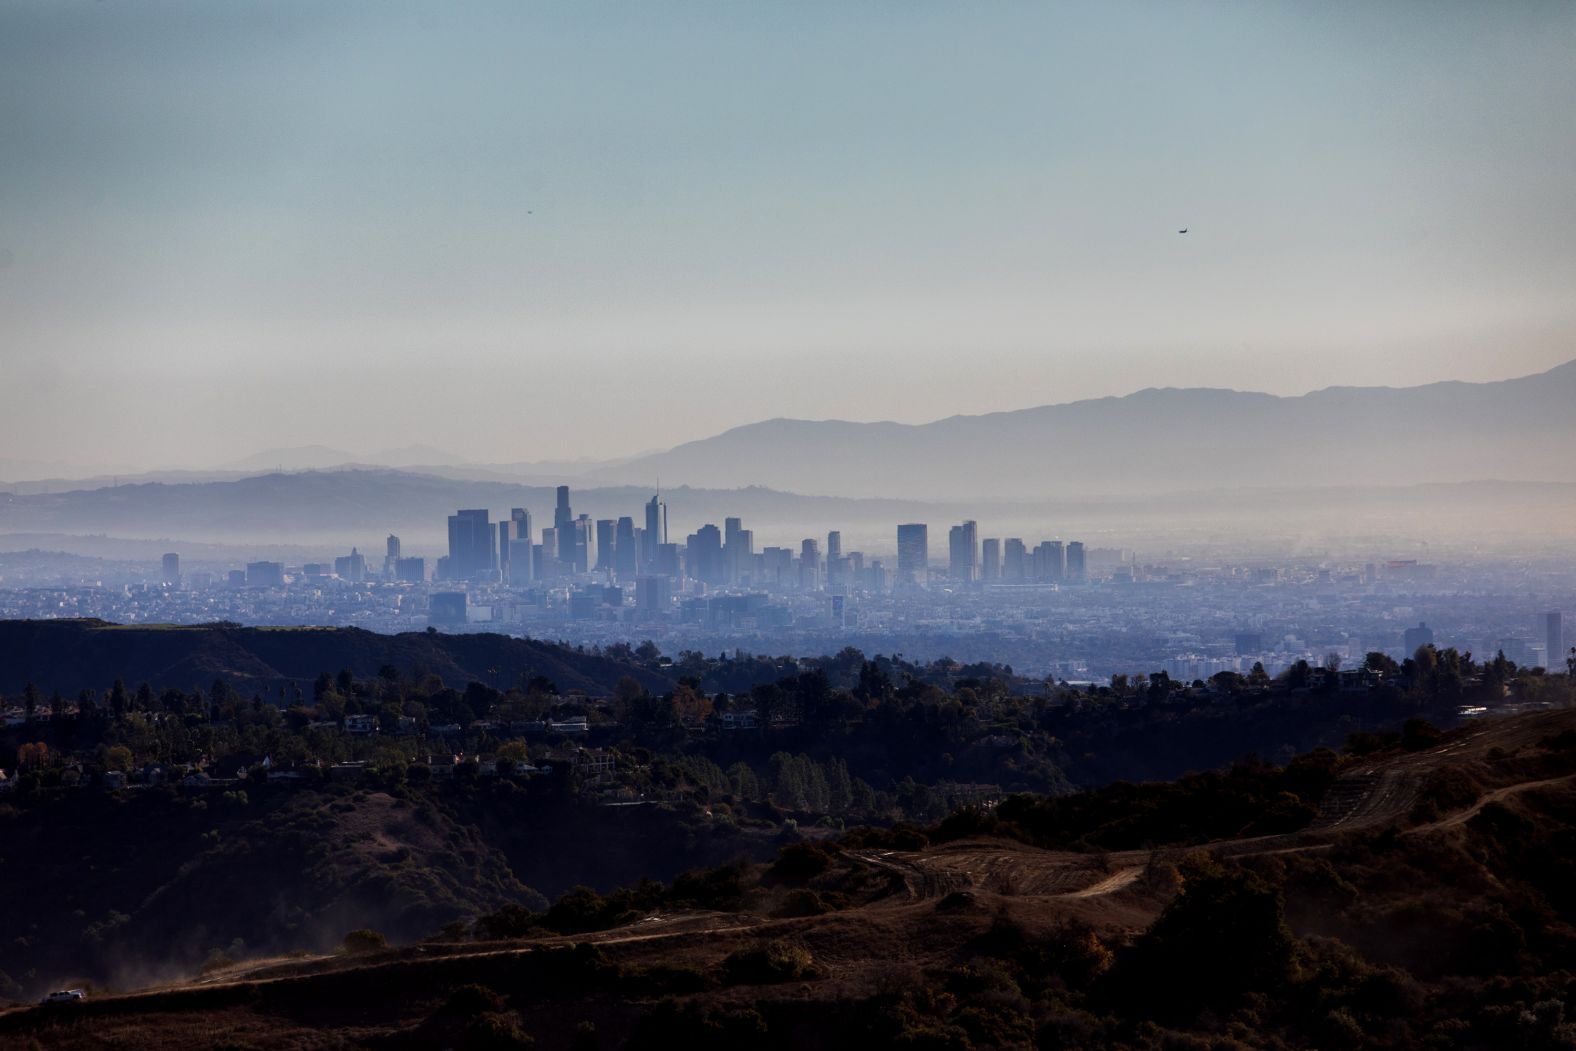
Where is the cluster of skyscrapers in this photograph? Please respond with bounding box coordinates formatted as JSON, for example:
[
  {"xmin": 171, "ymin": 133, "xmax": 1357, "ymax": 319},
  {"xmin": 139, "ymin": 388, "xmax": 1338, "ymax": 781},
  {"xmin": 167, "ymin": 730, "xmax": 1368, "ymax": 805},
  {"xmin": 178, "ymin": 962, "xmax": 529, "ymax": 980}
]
[
  {"xmin": 898, "ymin": 522, "xmax": 1086, "ymax": 586},
  {"xmin": 429, "ymin": 488, "xmax": 1088, "ymax": 597},
  {"xmin": 438, "ymin": 487, "xmax": 670, "ymax": 587}
]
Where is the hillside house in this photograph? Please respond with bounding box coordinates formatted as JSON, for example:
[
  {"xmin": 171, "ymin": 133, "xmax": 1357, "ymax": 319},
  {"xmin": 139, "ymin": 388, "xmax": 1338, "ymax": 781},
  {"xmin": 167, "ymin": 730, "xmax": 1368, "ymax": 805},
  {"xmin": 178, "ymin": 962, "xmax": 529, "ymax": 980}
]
[
  {"xmin": 328, "ymin": 761, "xmax": 368, "ymax": 782},
  {"xmin": 720, "ymin": 710, "xmax": 758, "ymax": 731}
]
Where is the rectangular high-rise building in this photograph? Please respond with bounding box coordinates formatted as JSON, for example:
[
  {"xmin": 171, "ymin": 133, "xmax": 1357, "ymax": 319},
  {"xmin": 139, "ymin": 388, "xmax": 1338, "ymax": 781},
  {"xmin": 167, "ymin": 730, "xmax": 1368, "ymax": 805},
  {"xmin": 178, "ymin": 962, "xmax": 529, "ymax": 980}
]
[
  {"xmin": 723, "ymin": 517, "xmax": 746, "ymax": 582},
  {"xmin": 799, "ymin": 538, "xmax": 821, "ymax": 590},
  {"xmin": 540, "ymin": 527, "xmax": 559, "ymax": 577},
  {"xmin": 687, "ymin": 524, "xmax": 724, "ymax": 585},
  {"xmin": 595, "ymin": 519, "xmax": 616, "ymax": 572},
  {"xmin": 1034, "ymin": 540, "xmax": 1064, "ymax": 582},
  {"xmin": 636, "ymin": 575, "xmax": 671, "ymax": 617},
  {"xmin": 335, "ymin": 547, "xmax": 368, "ymax": 582},
  {"xmin": 394, "ymin": 557, "xmax": 426, "ymax": 583},
  {"xmin": 447, "ymin": 509, "xmax": 493, "ymax": 580},
  {"xmin": 1065, "ymin": 540, "xmax": 1086, "ymax": 583},
  {"xmin": 511, "ymin": 508, "xmax": 532, "ymax": 548},
  {"xmin": 506, "ymin": 539, "xmax": 533, "ymax": 585},
  {"xmin": 614, "ymin": 517, "xmax": 638, "ymax": 578},
  {"xmin": 826, "ymin": 530, "xmax": 842, "ymax": 563},
  {"xmin": 980, "ymin": 538, "xmax": 1000, "ymax": 581},
  {"xmin": 948, "ymin": 520, "xmax": 978, "ymax": 582},
  {"xmin": 571, "ymin": 515, "xmax": 592, "ymax": 574},
  {"xmin": 1003, "ymin": 538, "xmax": 1026, "ymax": 580},
  {"xmin": 643, "ymin": 495, "xmax": 665, "ymax": 568},
  {"xmin": 897, "ymin": 524, "xmax": 928, "ymax": 585},
  {"xmin": 554, "ymin": 485, "xmax": 573, "ymax": 537},
  {"xmin": 161, "ymin": 552, "xmax": 180, "ymax": 585},
  {"xmin": 246, "ymin": 561, "xmax": 286, "ymax": 588},
  {"xmin": 655, "ymin": 542, "xmax": 682, "ymax": 581},
  {"xmin": 497, "ymin": 520, "xmax": 516, "ymax": 576}
]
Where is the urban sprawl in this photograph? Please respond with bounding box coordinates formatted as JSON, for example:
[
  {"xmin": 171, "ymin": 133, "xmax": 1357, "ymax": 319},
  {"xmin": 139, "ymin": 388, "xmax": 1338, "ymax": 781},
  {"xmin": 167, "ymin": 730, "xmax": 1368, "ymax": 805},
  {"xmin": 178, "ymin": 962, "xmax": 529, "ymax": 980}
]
[{"xmin": 1, "ymin": 485, "xmax": 1569, "ymax": 683}]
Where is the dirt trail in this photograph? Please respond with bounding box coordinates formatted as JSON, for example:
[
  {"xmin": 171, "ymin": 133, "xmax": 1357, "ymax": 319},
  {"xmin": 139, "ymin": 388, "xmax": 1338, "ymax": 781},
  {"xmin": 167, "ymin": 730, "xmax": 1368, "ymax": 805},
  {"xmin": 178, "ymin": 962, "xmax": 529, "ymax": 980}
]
[
  {"xmin": 1407, "ymin": 773, "xmax": 1576, "ymax": 833},
  {"xmin": 1066, "ymin": 867, "xmax": 1143, "ymax": 898},
  {"xmin": 15, "ymin": 710, "xmax": 1572, "ymax": 1029}
]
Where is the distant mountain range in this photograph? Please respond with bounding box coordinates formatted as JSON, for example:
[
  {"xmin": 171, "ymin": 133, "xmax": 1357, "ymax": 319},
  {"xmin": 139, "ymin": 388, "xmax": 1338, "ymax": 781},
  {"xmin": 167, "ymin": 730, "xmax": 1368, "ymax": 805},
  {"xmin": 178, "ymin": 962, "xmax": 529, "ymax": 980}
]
[
  {"xmin": 585, "ymin": 360, "xmax": 1576, "ymax": 499},
  {"xmin": 224, "ymin": 444, "xmax": 469, "ymax": 472},
  {"xmin": 7, "ymin": 363, "xmax": 1572, "ymax": 502},
  {"xmin": 0, "ymin": 470, "xmax": 946, "ymax": 549},
  {"xmin": 1, "ymin": 364, "xmax": 1573, "ymax": 552}
]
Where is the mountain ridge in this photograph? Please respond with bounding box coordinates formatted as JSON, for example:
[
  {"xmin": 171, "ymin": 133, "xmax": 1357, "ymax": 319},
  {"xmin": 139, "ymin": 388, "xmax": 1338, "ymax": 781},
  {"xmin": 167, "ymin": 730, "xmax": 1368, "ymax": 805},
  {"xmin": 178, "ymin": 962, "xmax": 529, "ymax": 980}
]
[{"xmin": 588, "ymin": 359, "xmax": 1576, "ymax": 498}]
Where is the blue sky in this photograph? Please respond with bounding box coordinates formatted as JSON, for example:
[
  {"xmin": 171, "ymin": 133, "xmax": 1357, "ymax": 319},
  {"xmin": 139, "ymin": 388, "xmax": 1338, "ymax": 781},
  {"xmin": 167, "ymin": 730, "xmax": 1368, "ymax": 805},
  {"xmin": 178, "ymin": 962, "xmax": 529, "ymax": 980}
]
[{"xmin": 2, "ymin": 1, "xmax": 1574, "ymax": 469}]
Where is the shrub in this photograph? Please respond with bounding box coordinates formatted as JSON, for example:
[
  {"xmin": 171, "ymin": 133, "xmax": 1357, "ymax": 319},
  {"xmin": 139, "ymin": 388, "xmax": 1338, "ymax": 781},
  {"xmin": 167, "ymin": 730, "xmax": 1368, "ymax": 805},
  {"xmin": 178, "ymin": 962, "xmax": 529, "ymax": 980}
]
[
  {"xmin": 720, "ymin": 939, "xmax": 814, "ymax": 985},
  {"xmin": 768, "ymin": 842, "xmax": 833, "ymax": 882},
  {"xmin": 670, "ymin": 863, "xmax": 749, "ymax": 910},
  {"xmin": 342, "ymin": 928, "xmax": 389, "ymax": 955},
  {"xmin": 1401, "ymin": 718, "xmax": 1444, "ymax": 752}
]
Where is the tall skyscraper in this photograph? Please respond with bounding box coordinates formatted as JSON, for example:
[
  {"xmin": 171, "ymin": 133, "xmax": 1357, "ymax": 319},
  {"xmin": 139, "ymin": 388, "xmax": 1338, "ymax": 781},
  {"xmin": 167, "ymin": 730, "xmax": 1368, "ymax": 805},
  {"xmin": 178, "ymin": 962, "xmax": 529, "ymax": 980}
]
[
  {"xmin": 897, "ymin": 524, "xmax": 928, "ymax": 584},
  {"xmin": 614, "ymin": 517, "xmax": 638, "ymax": 578},
  {"xmin": 1065, "ymin": 540, "xmax": 1086, "ymax": 583},
  {"xmin": 948, "ymin": 520, "xmax": 978, "ymax": 582},
  {"xmin": 1003, "ymin": 538, "xmax": 1026, "ymax": 580},
  {"xmin": 161, "ymin": 552, "xmax": 180, "ymax": 586},
  {"xmin": 799, "ymin": 538, "xmax": 821, "ymax": 590},
  {"xmin": 1548, "ymin": 611, "xmax": 1566, "ymax": 672},
  {"xmin": 981, "ymin": 538, "xmax": 1000, "ymax": 581},
  {"xmin": 571, "ymin": 514, "xmax": 592, "ymax": 574},
  {"xmin": 595, "ymin": 519, "xmax": 616, "ymax": 572},
  {"xmin": 511, "ymin": 508, "xmax": 532, "ymax": 546},
  {"xmin": 554, "ymin": 486, "xmax": 573, "ymax": 538},
  {"xmin": 826, "ymin": 530, "xmax": 842, "ymax": 564},
  {"xmin": 447, "ymin": 509, "xmax": 493, "ymax": 580},
  {"xmin": 335, "ymin": 547, "xmax": 368, "ymax": 582},
  {"xmin": 1034, "ymin": 540, "xmax": 1064, "ymax": 582},
  {"xmin": 687, "ymin": 524, "xmax": 723, "ymax": 585},
  {"xmin": 636, "ymin": 575, "xmax": 671, "ymax": 617},
  {"xmin": 497, "ymin": 520, "xmax": 515, "ymax": 577},
  {"xmin": 506, "ymin": 539, "xmax": 533, "ymax": 585},
  {"xmin": 643, "ymin": 494, "xmax": 666, "ymax": 568},
  {"xmin": 539, "ymin": 527, "xmax": 559, "ymax": 578},
  {"xmin": 724, "ymin": 517, "xmax": 745, "ymax": 582}
]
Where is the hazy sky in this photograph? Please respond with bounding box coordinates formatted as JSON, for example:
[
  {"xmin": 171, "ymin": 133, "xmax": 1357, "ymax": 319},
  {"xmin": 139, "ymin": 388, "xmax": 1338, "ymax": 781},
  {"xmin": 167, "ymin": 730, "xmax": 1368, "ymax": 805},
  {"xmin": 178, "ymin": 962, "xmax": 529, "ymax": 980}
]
[{"xmin": 2, "ymin": 2, "xmax": 1574, "ymax": 472}]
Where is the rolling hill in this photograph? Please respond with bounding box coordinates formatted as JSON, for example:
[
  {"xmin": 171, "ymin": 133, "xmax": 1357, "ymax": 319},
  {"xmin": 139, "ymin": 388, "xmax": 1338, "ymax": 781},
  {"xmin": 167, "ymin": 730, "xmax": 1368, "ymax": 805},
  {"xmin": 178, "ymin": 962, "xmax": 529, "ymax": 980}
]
[
  {"xmin": 6, "ymin": 708, "xmax": 1576, "ymax": 1049},
  {"xmin": 0, "ymin": 620, "xmax": 674, "ymax": 698}
]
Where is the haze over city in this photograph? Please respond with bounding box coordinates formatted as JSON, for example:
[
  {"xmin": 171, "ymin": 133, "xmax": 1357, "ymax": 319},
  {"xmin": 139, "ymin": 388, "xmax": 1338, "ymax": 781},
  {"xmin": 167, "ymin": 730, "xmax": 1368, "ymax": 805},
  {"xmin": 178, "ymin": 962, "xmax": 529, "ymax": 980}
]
[
  {"xmin": 3, "ymin": 2, "xmax": 1576, "ymax": 473},
  {"xmin": 3, "ymin": 5, "xmax": 1576, "ymax": 1047}
]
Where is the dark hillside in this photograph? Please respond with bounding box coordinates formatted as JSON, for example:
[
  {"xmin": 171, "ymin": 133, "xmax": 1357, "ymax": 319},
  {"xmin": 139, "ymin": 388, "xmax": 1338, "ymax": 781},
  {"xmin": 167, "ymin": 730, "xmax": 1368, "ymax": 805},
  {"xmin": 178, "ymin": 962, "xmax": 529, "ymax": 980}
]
[
  {"xmin": 0, "ymin": 785, "xmax": 538, "ymax": 999},
  {"xmin": 0, "ymin": 620, "xmax": 673, "ymax": 698}
]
